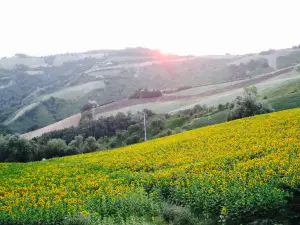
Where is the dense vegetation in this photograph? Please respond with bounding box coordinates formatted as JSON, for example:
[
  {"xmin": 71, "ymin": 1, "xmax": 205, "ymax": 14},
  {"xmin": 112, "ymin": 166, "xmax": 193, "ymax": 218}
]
[
  {"xmin": 0, "ymin": 109, "xmax": 299, "ymax": 224},
  {"xmin": 0, "ymin": 50, "xmax": 276, "ymax": 134},
  {"xmin": 129, "ymin": 88, "xmax": 162, "ymax": 99},
  {"xmin": 6, "ymin": 97, "xmax": 81, "ymax": 133},
  {"xmin": 228, "ymin": 86, "xmax": 274, "ymax": 121},
  {"xmin": 0, "ymin": 87, "xmax": 275, "ymax": 163}
]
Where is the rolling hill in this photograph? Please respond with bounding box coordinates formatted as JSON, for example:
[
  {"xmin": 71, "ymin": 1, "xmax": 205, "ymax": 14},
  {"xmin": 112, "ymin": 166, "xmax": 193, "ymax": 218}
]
[
  {"xmin": 21, "ymin": 64, "xmax": 300, "ymax": 139},
  {"xmin": 1, "ymin": 108, "xmax": 299, "ymax": 224},
  {"xmin": 2, "ymin": 47, "xmax": 300, "ymax": 135}
]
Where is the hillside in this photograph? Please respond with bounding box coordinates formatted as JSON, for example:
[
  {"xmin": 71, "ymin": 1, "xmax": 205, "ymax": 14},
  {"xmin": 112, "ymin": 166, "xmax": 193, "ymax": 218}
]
[
  {"xmin": 21, "ymin": 64, "xmax": 300, "ymax": 139},
  {"xmin": 1, "ymin": 108, "xmax": 299, "ymax": 224},
  {"xmin": 6, "ymin": 97, "xmax": 81, "ymax": 133},
  {"xmin": 1, "ymin": 47, "xmax": 300, "ymax": 134}
]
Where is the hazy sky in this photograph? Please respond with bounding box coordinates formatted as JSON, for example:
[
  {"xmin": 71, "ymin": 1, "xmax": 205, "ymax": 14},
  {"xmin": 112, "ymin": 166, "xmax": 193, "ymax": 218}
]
[{"xmin": 1, "ymin": 0, "xmax": 299, "ymax": 57}]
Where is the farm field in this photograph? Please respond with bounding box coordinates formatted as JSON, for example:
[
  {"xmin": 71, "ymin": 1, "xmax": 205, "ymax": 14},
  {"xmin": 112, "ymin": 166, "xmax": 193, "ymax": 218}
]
[
  {"xmin": 1, "ymin": 108, "xmax": 300, "ymax": 224},
  {"xmin": 182, "ymin": 109, "xmax": 230, "ymax": 130},
  {"xmin": 262, "ymin": 77, "xmax": 300, "ymax": 98},
  {"xmin": 20, "ymin": 67, "xmax": 300, "ymax": 139},
  {"xmin": 269, "ymin": 92, "xmax": 300, "ymax": 111}
]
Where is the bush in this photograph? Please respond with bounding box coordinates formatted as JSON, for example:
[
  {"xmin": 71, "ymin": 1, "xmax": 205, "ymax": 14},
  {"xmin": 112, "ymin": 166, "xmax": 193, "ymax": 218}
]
[
  {"xmin": 162, "ymin": 204, "xmax": 199, "ymax": 225},
  {"xmin": 128, "ymin": 124, "xmax": 141, "ymax": 134},
  {"xmin": 126, "ymin": 135, "xmax": 140, "ymax": 145},
  {"xmin": 67, "ymin": 135, "xmax": 84, "ymax": 154},
  {"xmin": 172, "ymin": 127, "xmax": 182, "ymax": 134},
  {"xmin": 228, "ymin": 87, "xmax": 274, "ymax": 121},
  {"xmin": 129, "ymin": 88, "xmax": 162, "ymax": 99},
  {"xmin": 83, "ymin": 136, "xmax": 100, "ymax": 153},
  {"xmin": 0, "ymin": 135, "xmax": 37, "ymax": 162},
  {"xmin": 157, "ymin": 129, "xmax": 172, "ymax": 138},
  {"xmin": 44, "ymin": 138, "xmax": 67, "ymax": 158},
  {"xmin": 62, "ymin": 215, "xmax": 91, "ymax": 225},
  {"xmin": 80, "ymin": 111, "xmax": 93, "ymax": 124}
]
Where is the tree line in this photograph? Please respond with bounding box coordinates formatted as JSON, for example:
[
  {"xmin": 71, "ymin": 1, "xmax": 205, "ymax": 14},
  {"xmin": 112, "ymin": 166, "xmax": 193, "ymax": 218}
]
[{"xmin": 0, "ymin": 86, "xmax": 274, "ymax": 163}]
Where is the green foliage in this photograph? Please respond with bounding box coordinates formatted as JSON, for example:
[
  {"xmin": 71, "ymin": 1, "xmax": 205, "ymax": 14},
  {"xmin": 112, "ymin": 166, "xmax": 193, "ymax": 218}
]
[
  {"xmin": 0, "ymin": 135, "xmax": 37, "ymax": 162},
  {"xmin": 129, "ymin": 88, "xmax": 162, "ymax": 99},
  {"xmin": 37, "ymin": 112, "xmax": 136, "ymax": 144},
  {"xmin": 7, "ymin": 97, "xmax": 81, "ymax": 133},
  {"xmin": 228, "ymin": 87, "xmax": 274, "ymax": 121},
  {"xmin": 125, "ymin": 134, "xmax": 140, "ymax": 145},
  {"xmin": 67, "ymin": 135, "xmax": 84, "ymax": 154},
  {"xmin": 62, "ymin": 215, "xmax": 92, "ymax": 225},
  {"xmin": 229, "ymin": 59, "xmax": 272, "ymax": 79},
  {"xmin": 83, "ymin": 136, "xmax": 101, "ymax": 153},
  {"xmin": 263, "ymin": 78, "xmax": 300, "ymax": 98},
  {"xmin": 165, "ymin": 117, "xmax": 188, "ymax": 129},
  {"xmin": 80, "ymin": 111, "xmax": 93, "ymax": 125},
  {"xmin": 268, "ymin": 91, "xmax": 300, "ymax": 111},
  {"xmin": 161, "ymin": 204, "xmax": 200, "ymax": 225},
  {"xmin": 148, "ymin": 118, "xmax": 165, "ymax": 136},
  {"xmin": 44, "ymin": 138, "xmax": 67, "ymax": 158}
]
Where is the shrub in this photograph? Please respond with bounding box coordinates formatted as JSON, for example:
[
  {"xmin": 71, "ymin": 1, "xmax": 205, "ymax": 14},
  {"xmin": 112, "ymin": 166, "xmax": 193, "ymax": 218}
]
[
  {"xmin": 0, "ymin": 135, "xmax": 37, "ymax": 162},
  {"xmin": 228, "ymin": 86, "xmax": 274, "ymax": 121},
  {"xmin": 83, "ymin": 136, "xmax": 101, "ymax": 153},
  {"xmin": 161, "ymin": 204, "xmax": 199, "ymax": 225},
  {"xmin": 126, "ymin": 135, "xmax": 140, "ymax": 145},
  {"xmin": 44, "ymin": 138, "xmax": 67, "ymax": 158},
  {"xmin": 67, "ymin": 135, "xmax": 84, "ymax": 154},
  {"xmin": 62, "ymin": 215, "xmax": 91, "ymax": 225},
  {"xmin": 172, "ymin": 127, "xmax": 182, "ymax": 134}
]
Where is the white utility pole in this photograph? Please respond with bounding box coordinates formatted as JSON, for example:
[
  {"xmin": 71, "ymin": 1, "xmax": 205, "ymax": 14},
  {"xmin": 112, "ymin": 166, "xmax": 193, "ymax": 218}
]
[
  {"xmin": 143, "ymin": 113, "xmax": 147, "ymax": 141},
  {"xmin": 207, "ymin": 107, "xmax": 211, "ymax": 120}
]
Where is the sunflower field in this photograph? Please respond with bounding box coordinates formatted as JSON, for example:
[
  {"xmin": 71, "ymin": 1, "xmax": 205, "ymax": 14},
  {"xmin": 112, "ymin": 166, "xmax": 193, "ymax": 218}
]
[{"xmin": 0, "ymin": 109, "xmax": 299, "ymax": 224}]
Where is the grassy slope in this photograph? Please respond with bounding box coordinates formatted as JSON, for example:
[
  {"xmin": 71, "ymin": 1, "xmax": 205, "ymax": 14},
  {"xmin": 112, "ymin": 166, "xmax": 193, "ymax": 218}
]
[
  {"xmin": 277, "ymin": 50, "xmax": 300, "ymax": 69},
  {"xmin": 264, "ymin": 78, "xmax": 300, "ymax": 98},
  {"xmin": 269, "ymin": 91, "xmax": 300, "ymax": 111},
  {"xmin": 7, "ymin": 98, "xmax": 81, "ymax": 133},
  {"xmin": 1, "ymin": 109, "xmax": 299, "ymax": 224},
  {"xmin": 262, "ymin": 75, "xmax": 300, "ymax": 111},
  {"xmin": 182, "ymin": 109, "xmax": 230, "ymax": 130}
]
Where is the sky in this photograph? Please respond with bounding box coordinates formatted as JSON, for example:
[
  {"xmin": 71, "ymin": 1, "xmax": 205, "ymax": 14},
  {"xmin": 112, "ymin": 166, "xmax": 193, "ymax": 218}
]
[{"xmin": 0, "ymin": 0, "xmax": 299, "ymax": 57}]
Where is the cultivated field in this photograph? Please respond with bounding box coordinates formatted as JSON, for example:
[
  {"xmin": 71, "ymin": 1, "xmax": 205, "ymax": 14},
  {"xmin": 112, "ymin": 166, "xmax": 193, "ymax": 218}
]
[
  {"xmin": 21, "ymin": 65, "xmax": 300, "ymax": 139},
  {"xmin": 1, "ymin": 109, "xmax": 299, "ymax": 224},
  {"xmin": 20, "ymin": 114, "xmax": 81, "ymax": 139}
]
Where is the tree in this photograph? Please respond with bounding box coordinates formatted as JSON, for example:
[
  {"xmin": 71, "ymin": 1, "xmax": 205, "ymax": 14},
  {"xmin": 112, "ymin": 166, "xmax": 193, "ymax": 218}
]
[
  {"xmin": 0, "ymin": 135, "xmax": 37, "ymax": 162},
  {"xmin": 44, "ymin": 139, "xmax": 67, "ymax": 158},
  {"xmin": 218, "ymin": 104, "xmax": 225, "ymax": 111},
  {"xmin": 148, "ymin": 118, "xmax": 165, "ymax": 136},
  {"xmin": 67, "ymin": 135, "xmax": 84, "ymax": 154},
  {"xmin": 128, "ymin": 124, "xmax": 141, "ymax": 134},
  {"xmin": 143, "ymin": 108, "xmax": 155, "ymax": 117},
  {"xmin": 81, "ymin": 103, "xmax": 94, "ymax": 112},
  {"xmin": 0, "ymin": 135, "xmax": 9, "ymax": 161},
  {"xmin": 243, "ymin": 86, "xmax": 258, "ymax": 96},
  {"xmin": 125, "ymin": 135, "xmax": 140, "ymax": 145},
  {"xmin": 228, "ymin": 86, "xmax": 274, "ymax": 121},
  {"xmin": 80, "ymin": 110, "xmax": 93, "ymax": 124},
  {"xmin": 83, "ymin": 136, "xmax": 100, "ymax": 153}
]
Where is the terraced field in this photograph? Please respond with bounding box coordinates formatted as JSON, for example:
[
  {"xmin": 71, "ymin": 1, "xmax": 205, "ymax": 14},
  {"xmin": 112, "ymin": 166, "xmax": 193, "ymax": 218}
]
[{"xmin": 1, "ymin": 109, "xmax": 300, "ymax": 224}]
